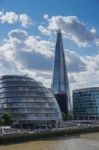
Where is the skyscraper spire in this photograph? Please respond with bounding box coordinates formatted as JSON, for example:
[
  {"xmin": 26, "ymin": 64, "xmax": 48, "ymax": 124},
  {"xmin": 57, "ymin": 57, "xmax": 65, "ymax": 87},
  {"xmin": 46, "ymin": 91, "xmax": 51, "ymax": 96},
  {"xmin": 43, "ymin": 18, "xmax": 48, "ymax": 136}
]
[
  {"xmin": 52, "ymin": 29, "xmax": 70, "ymax": 114},
  {"xmin": 57, "ymin": 27, "xmax": 61, "ymax": 33}
]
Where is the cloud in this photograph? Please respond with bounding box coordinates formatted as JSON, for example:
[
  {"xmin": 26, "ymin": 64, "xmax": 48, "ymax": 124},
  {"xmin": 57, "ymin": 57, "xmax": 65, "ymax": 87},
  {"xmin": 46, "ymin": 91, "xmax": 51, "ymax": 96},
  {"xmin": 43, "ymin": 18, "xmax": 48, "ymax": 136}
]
[
  {"xmin": 0, "ymin": 29, "xmax": 54, "ymax": 75},
  {"xmin": 14, "ymin": 60, "xmax": 52, "ymax": 87},
  {"xmin": 85, "ymin": 54, "xmax": 99, "ymax": 71},
  {"xmin": 16, "ymin": 51, "xmax": 53, "ymax": 71},
  {"xmin": 90, "ymin": 28, "xmax": 96, "ymax": 34},
  {"xmin": 24, "ymin": 35, "xmax": 54, "ymax": 57},
  {"xmin": 43, "ymin": 14, "xmax": 49, "ymax": 20},
  {"xmin": 0, "ymin": 28, "xmax": 54, "ymax": 87},
  {"xmin": 8, "ymin": 29, "xmax": 28, "ymax": 40},
  {"xmin": 0, "ymin": 28, "xmax": 99, "ymax": 91},
  {"xmin": 69, "ymin": 71, "xmax": 99, "ymax": 92},
  {"xmin": 0, "ymin": 12, "xmax": 99, "ymax": 92},
  {"xmin": 0, "ymin": 40, "xmax": 15, "ymax": 61},
  {"xmin": 38, "ymin": 25, "xmax": 51, "ymax": 36},
  {"xmin": 19, "ymin": 14, "xmax": 32, "ymax": 28},
  {"xmin": 4, "ymin": 28, "xmax": 53, "ymax": 57},
  {"xmin": 96, "ymin": 39, "xmax": 99, "ymax": 46},
  {"xmin": 0, "ymin": 11, "xmax": 32, "ymax": 28},
  {"xmin": 0, "ymin": 28, "xmax": 83, "ymax": 88},
  {"xmin": 68, "ymin": 53, "xmax": 99, "ymax": 92},
  {"xmin": 39, "ymin": 15, "xmax": 99, "ymax": 47},
  {"xmin": 0, "ymin": 11, "xmax": 18, "ymax": 23},
  {"xmin": 64, "ymin": 50, "xmax": 99, "ymax": 91},
  {"xmin": 65, "ymin": 49, "xmax": 86, "ymax": 72}
]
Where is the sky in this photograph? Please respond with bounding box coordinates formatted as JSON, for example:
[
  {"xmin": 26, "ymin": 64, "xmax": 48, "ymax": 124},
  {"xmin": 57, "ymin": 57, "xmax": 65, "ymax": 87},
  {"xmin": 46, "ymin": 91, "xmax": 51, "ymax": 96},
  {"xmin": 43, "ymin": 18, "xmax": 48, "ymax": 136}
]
[{"xmin": 0, "ymin": 0, "xmax": 99, "ymax": 94}]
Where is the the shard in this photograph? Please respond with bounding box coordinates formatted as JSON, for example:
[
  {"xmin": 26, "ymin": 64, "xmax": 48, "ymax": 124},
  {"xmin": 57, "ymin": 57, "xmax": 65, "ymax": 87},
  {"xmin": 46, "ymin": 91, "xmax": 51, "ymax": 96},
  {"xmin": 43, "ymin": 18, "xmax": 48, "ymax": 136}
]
[{"xmin": 52, "ymin": 29, "xmax": 70, "ymax": 115}]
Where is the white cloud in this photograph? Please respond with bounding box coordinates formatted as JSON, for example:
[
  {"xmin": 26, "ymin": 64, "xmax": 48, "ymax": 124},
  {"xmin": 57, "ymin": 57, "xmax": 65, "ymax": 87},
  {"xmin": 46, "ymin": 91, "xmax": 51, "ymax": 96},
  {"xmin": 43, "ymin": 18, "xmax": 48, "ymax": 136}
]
[
  {"xmin": 8, "ymin": 29, "xmax": 28, "ymax": 40},
  {"xmin": 90, "ymin": 28, "xmax": 96, "ymax": 34},
  {"xmin": 38, "ymin": 25, "xmax": 51, "ymax": 36},
  {"xmin": 24, "ymin": 35, "xmax": 54, "ymax": 57},
  {"xmin": 0, "ymin": 12, "xmax": 18, "ymax": 24},
  {"xmin": 14, "ymin": 60, "xmax": 52, "ymax": 87},
  {"xmin": 0, "ymin": 27, "xmax": 99, "ymax": 90},
  {"xmin": 69, "ymin": 71, "xmax": 99, "ymax": 92},
  {"xmin": 0, "ymin": 29, "xmax": 54, "ymax": 75},
  {"xmin": 6, "ymin": 29, "xmax": 54, "ymax": 58},
  {"xmin": 0, "ymin": 28, "xmax": 54, "ymax": 87},
  {"xmin": 0, "ymin": 38, "xmax": 16, "ymax": 61},
  {"xmin": 43, "ymin": 14, "xmax": 49, "ymax": 20},
  {"xmin": 19, "ymin": 14, "xmax": 32, "ymax": 28},
  {"xmin": 0, "ymin": 27, "xmax": 99, "ymax": 91},
  {"xmin": 96, "ymin": 39, "xmax": 99, "ymax": 46},
  {"xmin": 85, "ymin": 54, "xmax": 99, "ymax": 71},
  {"xmin": 68, "ymin": 53, "xmax": 99, "ymax": 92},
  {"xmin": 40, "ymin": 15, "xmax": 99, "ymax": 47},
  {"xmin": 65, "ymin": 49, "xmax": 86, "ymax": 72},
  {"xmin": 0, "ymin": 11, "xmax": 32, "ymax": 27}
]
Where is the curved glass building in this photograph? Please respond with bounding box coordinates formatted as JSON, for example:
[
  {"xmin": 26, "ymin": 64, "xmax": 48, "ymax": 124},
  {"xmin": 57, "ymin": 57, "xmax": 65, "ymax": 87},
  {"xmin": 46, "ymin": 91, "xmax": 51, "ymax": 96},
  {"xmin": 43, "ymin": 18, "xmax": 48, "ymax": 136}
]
[
  {"xmin": 0, "ymin": 75, "xmax": 62, "ymax": 127},
  {"xmin": 73, "ymin": 87, "xmax": 99, "ymax": 120}
]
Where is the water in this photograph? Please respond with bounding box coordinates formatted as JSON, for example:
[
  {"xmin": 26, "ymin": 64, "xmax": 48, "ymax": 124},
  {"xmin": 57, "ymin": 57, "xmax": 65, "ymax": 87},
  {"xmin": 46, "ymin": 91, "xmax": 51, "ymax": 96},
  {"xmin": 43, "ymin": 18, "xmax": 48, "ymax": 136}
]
[{"xmin": 1, "ymin": 137, "xmax": 99, "ymax": 150}]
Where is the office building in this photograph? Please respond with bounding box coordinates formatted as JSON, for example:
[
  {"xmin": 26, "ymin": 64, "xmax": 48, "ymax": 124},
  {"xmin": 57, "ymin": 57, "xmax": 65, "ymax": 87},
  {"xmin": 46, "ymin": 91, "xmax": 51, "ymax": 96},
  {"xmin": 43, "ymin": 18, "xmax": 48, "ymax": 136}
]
[
  {"xmin": 52, "ymin": 29, "xmax": 70, "ymax": 115},
  {"xmin": 73, "ymin": 87, "xmax": 99, "ymax": 120}
]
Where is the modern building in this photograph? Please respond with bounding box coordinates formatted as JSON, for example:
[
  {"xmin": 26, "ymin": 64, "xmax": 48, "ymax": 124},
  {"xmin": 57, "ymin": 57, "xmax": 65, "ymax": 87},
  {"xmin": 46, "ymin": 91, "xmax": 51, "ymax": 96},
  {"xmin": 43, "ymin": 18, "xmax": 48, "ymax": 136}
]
[
  {"xmin": 73, "ymin": 87, "xmax": 99, "ymax": 120},
  {"xmin": 0, "ymin": 75, "xmax": 62, "ymax": 128},
  {"xmin": 51, "ymin": 29, "xmax": 70, "ymax": 115}
]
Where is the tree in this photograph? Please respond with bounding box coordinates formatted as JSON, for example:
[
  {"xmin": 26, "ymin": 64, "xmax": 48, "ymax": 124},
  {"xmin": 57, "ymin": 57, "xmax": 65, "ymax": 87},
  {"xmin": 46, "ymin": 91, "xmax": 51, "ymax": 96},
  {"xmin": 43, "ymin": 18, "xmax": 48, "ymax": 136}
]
[
  {"xmin": 0, "ymin": 117, "xmax": 4, "ymax": 126},
  {"xmin": 61, "ymin": 112, "xmax": 68, "ymax": 120},
  {"xmin": 0, "ymin": 113, "xmax": 13, "ymax": 126},
  {"xmin": 61, "ymin": 112, "xmax": 73, "ymax": 120}
]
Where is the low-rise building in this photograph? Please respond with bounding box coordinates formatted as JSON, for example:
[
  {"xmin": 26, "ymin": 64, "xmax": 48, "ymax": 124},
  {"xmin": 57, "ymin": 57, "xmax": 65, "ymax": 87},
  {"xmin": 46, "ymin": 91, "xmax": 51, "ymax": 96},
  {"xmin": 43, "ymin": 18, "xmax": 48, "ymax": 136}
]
[{"xmin": 73, "ymin": 87, "xmax": 99, "ymax": 120}]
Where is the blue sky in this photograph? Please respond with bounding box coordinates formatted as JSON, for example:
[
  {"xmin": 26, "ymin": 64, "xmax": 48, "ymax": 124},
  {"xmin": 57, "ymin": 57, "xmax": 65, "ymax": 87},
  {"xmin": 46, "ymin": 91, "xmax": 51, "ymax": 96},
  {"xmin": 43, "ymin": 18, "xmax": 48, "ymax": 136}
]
[{"xmin": 0, "ymin": 0, "xmax": 99, "ymax": 91}]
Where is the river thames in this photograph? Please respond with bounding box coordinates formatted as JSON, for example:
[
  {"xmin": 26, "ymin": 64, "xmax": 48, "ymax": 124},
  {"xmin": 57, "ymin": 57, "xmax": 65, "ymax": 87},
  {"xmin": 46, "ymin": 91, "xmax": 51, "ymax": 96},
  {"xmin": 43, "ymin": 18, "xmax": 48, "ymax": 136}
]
[{"xmin": 1, "ymin": 137, "xmax": 99, "ymax": 150}]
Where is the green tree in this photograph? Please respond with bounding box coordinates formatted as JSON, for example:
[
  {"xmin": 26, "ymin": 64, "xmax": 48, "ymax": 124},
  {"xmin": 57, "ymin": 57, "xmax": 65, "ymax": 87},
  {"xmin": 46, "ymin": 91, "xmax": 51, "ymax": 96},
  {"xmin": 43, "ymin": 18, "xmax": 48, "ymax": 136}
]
[
  {"xmin": 61, "ymin": 112, "xmax": 68, "ymax": 120},
  {"xmin": 0, "ymin": 117, "xmax": 4, "ymax": 126},
  {"xmin": 0, "ymin": 113, "xmax": 13, "ymax": 126}
]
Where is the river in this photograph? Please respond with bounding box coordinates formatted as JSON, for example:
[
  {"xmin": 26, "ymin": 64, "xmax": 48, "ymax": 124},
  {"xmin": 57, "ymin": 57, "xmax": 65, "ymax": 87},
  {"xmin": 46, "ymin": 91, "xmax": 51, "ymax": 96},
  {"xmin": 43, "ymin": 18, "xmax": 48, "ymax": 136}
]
[{"xmin": 1, "ymin": 137, "xmax": 99, "ymax": 150}]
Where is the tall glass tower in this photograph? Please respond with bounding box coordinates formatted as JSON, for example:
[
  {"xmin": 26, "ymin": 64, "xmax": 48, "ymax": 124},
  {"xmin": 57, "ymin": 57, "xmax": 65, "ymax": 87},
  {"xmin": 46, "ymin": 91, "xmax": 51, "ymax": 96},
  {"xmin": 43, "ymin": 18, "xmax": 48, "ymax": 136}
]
[{"xmin": 52, "ymin": 29, "xmax": 70, "ymax": 115}]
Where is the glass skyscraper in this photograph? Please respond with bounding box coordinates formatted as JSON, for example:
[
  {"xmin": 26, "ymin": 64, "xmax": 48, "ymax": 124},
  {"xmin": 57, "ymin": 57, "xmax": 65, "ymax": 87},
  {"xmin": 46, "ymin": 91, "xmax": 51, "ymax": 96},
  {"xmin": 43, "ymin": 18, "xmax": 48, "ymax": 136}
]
[
  {"xmin": 52, "ymin": 29, "xmax": 70, "ymax": 115},
  {"xmin": 73, "ymin": 87, "xmax": 99, "ymax": 120},
  {"xmin": 0, "ymin": 75, "xmax": 62, "ymax": 127}
]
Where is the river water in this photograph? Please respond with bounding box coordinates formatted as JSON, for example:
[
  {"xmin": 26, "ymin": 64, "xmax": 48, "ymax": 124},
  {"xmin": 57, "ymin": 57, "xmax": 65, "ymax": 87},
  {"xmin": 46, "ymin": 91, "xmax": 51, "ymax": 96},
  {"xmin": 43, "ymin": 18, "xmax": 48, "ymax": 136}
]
[{"xmin": 1, "ymin": 137, "xmax": 99, "ymax": 150}]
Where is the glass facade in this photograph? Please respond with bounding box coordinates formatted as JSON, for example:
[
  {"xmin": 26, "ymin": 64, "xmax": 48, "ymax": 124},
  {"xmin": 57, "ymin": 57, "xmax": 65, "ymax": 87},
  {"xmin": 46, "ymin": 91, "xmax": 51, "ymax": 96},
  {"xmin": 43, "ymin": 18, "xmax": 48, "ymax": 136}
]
[
  {"xmin": 0, "ymin": 75, "xmax": 62, "ymax": 126},
  {"xmin": 52, "ymin": 29, "xmax": 71, "ymax": 114},
  {"xmin": 52, "ymin": 29, "xmax": 69, "ymax": 94},
  {"xmin": 73, "ymin": 87, "xmax": 99, "ymax": 120}
]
